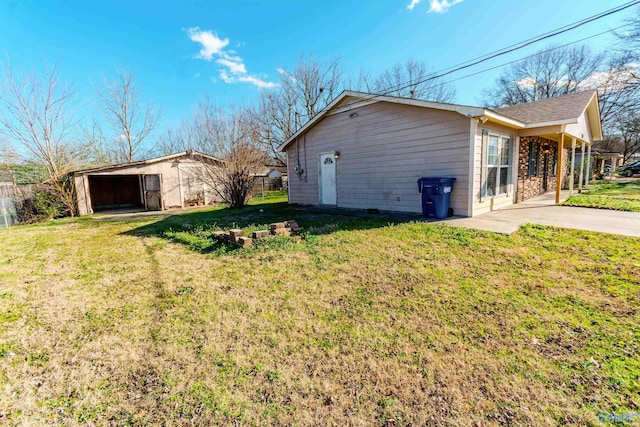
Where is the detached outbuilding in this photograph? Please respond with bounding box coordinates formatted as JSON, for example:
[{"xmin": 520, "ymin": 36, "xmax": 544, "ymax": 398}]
[
  {"xmin": 73, "ymin": 151, "xmax": 223, "ymax": 216},
  {"xmin": 279, "ymin": 90, "xmax": 602, "ymax": 217}
]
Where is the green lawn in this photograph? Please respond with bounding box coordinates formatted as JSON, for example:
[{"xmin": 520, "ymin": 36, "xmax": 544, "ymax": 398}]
[
  {"xmin": 563, "ymin": 179, "xmax": 640, "ymax": 212},
  {"xmin": 0, "ymin": 201, "xmax": 638, "ymax": 426},
  {"xmin": 248, "ymin": 190, "xmax": 288, "ymax": 205}
]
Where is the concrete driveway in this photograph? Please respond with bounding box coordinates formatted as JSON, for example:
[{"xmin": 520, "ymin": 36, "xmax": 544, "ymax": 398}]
[{"xmin": 436, "ymin": 191, "xmax": 640, "ymax": 237}]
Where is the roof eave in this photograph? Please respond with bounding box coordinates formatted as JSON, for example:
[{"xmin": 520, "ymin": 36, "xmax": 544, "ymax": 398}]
[
  {"xmin": 73, "ymin": 151, "xmax": 223, "ymax": 174},
  {"xmin": 278, "ymin": 91, "xmax": 487, "ymax": 152},
  {"xmin": 482, "ymin": 110, "xmax": 525, "ymax": 128}
]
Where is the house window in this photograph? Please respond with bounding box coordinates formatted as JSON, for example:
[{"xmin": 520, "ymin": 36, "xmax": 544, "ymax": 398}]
[
  {"xmin": 485, "ymin": 134, "xmax": 512, "ymax": 198},
  {"xmin": 528, "ymin": 141, "xmax": 540, "ymax": 177},
  {"xmin": 551, "ymin": 145, "xmax": 558, "ymax": 175}
]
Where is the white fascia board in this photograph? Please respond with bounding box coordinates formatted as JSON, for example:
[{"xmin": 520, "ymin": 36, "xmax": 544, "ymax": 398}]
[
  {"xmin": 482, "ymin": 110, "xmax": 525, "ymax": 128},
  {"xmin": 278, "ymin": 90, "xmax": 487, "ymax": 152},
  {"xmin": 523, "ymin": 119, "xmax": 576, "ymax": 128},
  {"xmin": 278, "ymin": 91, "xmax": 357, "ymax": 152}
]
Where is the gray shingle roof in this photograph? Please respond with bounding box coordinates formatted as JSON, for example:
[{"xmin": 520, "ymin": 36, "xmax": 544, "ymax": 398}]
[{"xmin": 493, "ymin": 90, "xmax": 596, "ymax": 124}]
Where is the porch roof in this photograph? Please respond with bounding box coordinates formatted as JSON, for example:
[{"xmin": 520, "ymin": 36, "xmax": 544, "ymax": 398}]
[{"xmin": 492, "ymin": 90, "xmax": 602, "ymax": 145}]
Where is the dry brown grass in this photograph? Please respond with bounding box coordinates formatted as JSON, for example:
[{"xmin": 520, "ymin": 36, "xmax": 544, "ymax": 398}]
[{"xmin": 0, "ymin": 210, "xmax": 638, "ymax": 426}]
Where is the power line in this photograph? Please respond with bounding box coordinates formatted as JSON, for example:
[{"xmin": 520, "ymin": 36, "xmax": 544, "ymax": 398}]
[
  {"xmin": 428, "ymin": 23, "xmax": 637, "ymax": 103},
  {"xmin": 428, "ymin": 0, "xmax": 640, "ymax": 75},
  {"xmin": 295, "ymin": 0, "xmax": 639, "ymax": 121},
  {"xmin": 382, "ymin": 0, "xmax": 640, "ymax": 97}
]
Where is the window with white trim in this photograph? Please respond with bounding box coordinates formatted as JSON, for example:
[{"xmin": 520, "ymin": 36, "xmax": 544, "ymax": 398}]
[{"xmin": 485, "ymin": 134, "xmax": 512, "ymax": 198}]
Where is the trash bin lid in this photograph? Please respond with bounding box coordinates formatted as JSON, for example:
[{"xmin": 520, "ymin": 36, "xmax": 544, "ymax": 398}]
[{"xmin": 418, "ymin": 177, "xmax": 456, "ymax": 184}]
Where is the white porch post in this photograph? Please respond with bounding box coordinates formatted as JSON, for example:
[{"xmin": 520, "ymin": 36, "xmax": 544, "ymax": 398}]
[
  {"xmin": 555, "ymin": 134, "xmax": 564, "ymax": 204},
  {"xmin": 578, "ymin": 141, "xmax": 585, "ymax": 191},
  {"xmin": 610, "ymin": 155, "xmax": 616, "ymax": 176},
  {"xmin": 585, "ymin": 144, "xmax": 591, "ymax": 188},
  {"xmin": 569, "ymin": 138, "xmax": 576, "ymax": 196}
]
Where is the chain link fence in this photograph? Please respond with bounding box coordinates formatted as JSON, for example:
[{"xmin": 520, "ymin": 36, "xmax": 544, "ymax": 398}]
[{"xmin": 0, "ymin": 183, "xmax": 35, "ymax": 228}]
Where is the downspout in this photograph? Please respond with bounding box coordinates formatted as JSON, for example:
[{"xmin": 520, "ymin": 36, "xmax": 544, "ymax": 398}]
[{"xmin": 303, "ymin": 133, "xmax": 308, "ymax": 183}]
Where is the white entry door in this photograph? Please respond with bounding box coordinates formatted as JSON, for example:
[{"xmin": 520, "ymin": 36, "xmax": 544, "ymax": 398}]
[{"xmin": 319, "ymin": 152, "xmax": 337, "ymax": 205}]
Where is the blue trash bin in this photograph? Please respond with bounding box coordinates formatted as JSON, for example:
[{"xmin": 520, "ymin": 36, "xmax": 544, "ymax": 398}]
[{"xmin": 417, "ymin": 177, "xmax": 456, "ymax": 219}]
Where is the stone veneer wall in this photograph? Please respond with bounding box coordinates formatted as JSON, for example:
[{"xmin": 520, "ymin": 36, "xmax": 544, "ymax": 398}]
[{"xmin": 517, "ymin": 136, "xmax": 568, "ymax": 202}]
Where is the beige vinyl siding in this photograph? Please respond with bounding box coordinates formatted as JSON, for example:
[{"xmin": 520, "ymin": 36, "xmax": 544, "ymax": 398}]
[
  {"xmin": 287, "ymin": 101, "xmax": 471, "ymax": 215},
  {"xmin": 74, "ymin": 174, "xmax": 91, "ymax": 215},
  {"xmin": 75, "ymin": 158, "xmax": 222, "ymax": 215},
  {"xmin": 471, "ymin": 122, "xmax": 518, "ymax": 216},
  {"xmin": 565, "ymin": 110, "xmax": 594, "ymax": 144}
]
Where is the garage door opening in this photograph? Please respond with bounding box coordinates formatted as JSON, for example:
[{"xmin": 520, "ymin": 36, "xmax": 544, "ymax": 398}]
[{"xmin": 88, "ymin": 175, "xmax": 143, "ymax": 211}]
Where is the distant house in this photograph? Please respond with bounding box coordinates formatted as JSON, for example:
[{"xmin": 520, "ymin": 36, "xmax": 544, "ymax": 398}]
[
  {"xmin": 575, "ymin": 150, "xmax": 622, "ymax": 176},
  {"xmin": 73, "ymin": 151, "xmax": 223, "ymax": 216},
  {"xmin": 252, "ymin": 166, "xmax": 288, "ymax": 193},
  {"xmin": 279, "ymin": 90, "xmax": 602, "ymax": 217}
]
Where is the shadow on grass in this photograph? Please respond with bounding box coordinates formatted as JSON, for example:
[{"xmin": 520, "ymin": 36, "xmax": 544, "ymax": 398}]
[{"xmin": 123, "ymin": 201, "xmax": 422, "ymax": 254}]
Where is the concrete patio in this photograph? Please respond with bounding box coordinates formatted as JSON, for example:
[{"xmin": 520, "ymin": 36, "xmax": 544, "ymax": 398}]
[{"xmin": 435, "ymin": 191, "xmax": 640, "ymax": 237}]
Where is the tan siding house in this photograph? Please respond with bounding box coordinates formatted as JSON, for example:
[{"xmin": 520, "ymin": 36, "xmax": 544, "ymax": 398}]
[
  {"xmin": 280, "ymin": 91, "xmax": 603, "ymax": 217},
  {"xmin": 74, "ymin": 152, "xmax": 223, "ymax": 216}
]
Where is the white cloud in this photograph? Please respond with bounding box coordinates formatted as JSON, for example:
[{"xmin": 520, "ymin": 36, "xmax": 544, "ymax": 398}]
[
  {"xmin": 217, "ymin": 57, "xmax": 247, "ymax": 75},
  {"xmin": 427, "ymin": 0, "xmax": 463, "ymax": 13},
  {"xmin": 187, "ymin": 27, "xmax": 229, "ymax": 60},
  {"xmin": 579, "ymin": 63, "xmax": 640, "ymax": 91},
  {"xmin": 515, "ymin": 63, "xmax": 640, "ymax": 92},
  {"xmin": 186, "ymin": 27, "xmax": 277, "ymax": 89},
  {"xmin": 219, "ymin": 70, "xmax": 233, "ymax": 84},
  {"xmin": 219, "ymin": 69, "xmax": 277, "ymax": 89},
  {"xmin": 407, "ymin": 0, "xmax": 421, "ymax": 10},
  {"xmin": 237, "ymin": 75, "xmax": 278, "ymax": 89}
]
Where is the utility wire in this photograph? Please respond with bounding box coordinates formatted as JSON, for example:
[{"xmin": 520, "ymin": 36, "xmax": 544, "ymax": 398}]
[
  {"xmin": 294, "ymin": 0, "xmax": 639, "ymax": 121},
  {"xmin": 388, "ymin": 0, "xmax": 640, "ymax": 96},
  {"xmin": 418, "ymin": 0, "xmax": 640, "ymax": 75},
  {"xmin": 426, "ymin": 23, "xmax": 637, "ymax": 102}
]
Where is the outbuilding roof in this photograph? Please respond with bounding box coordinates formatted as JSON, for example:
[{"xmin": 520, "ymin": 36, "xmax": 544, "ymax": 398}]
[{"xmin": 73, "ymin": 151, "xmax": 222, "ymax": 175}]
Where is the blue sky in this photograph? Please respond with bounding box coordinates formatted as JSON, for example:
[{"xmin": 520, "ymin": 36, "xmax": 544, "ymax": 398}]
[{"xmin": 0, "ymin": 0, "xmax": 633, "ymax": 135}]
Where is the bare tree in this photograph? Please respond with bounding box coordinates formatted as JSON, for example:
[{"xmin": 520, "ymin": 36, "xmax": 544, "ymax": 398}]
[
  {"xmin": 483, "ymin": 45, "xmax": 603, "ymax": 107},
  {"xmin": 80, "ymin": 115, "xmax": 112, "ymax": 164},
  {"xmin": 616, "ymin": 6, "xmax": 640, "ymax": 59},
  {"xmin": 285, "ymin": 53, "xmax": 342, "ymax": 119},
  {"xmin": 0, "ymin": 137, "xmax": 19, "ymax": 165},
  {"xmin": 155, "ymin": 118, "xmax": 202, "ymax": 157},
  {"xmin": 349, "ymin": 68, "xmax": 375, "ymax": 93},
  {"xmin": 369, "ymin": 58, "xmax": 456, "ymax": 102},
  {"xmin": 595, "ymin": 54, "xmax": 640, "ymax": 132},
  {"xmin": 600, "ymin": 109, "xmax": 640, "ymax": 163},
  {"xmin": 191, "ymin": 100, "xmax": 267, "ymax": 208},
  {"xmin": 251, "ymin": 87, "xmax": 297, "ymax": 165},
  {"xmin": 96, "ymin": 69, "xmax": 160, "ymax": 163},
  {"xmin": 254, "ymin": 54, "xmax": 343, "ymax": 165},
  {"xmin": 0, "ymin": 61, "xmax": 80, "ymax": 215},
  {"xmin": 603, "ymin": 8, "xmax": 640, "ymax": 161}
]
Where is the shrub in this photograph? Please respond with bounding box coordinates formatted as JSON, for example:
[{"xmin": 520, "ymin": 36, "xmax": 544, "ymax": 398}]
[{"xmin": 16, "ymin": 190, "xmax": 65, "ymax": 223}]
